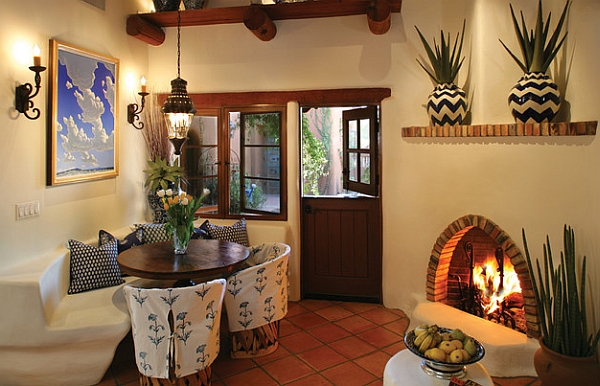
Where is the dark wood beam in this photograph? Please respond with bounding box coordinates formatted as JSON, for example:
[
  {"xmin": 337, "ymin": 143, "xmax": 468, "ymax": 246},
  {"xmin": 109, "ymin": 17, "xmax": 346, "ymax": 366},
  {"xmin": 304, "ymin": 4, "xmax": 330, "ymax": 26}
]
[
  {"xmin": 139, "ymin": 0, "xmax": 402, "ymax": 26},
  {"xmin": 367, "ymin": 0, "xmax": 392, "ymax": 35},
  {"xmin": 126, "ymin": 15, "xmax": 165, "ymax": 46},
  {"xmin": 244, "ymin": 5, "xmax": 277, "ymax": 41},
  {"xmin": 179, "ymin": 88, "xmax": 392, "ymax": 108}
]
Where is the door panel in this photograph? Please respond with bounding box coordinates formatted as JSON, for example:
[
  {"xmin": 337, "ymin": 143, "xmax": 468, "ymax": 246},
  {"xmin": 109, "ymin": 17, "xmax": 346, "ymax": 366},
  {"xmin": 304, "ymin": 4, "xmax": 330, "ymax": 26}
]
[{"xmin": 302, "ymin": 196, "xmax": 381, "ymax": 302}]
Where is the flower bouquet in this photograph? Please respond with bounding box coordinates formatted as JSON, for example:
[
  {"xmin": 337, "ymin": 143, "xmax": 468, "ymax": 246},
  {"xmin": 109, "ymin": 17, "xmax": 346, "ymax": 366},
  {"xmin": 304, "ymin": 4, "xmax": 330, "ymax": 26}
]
[{"xmin": 158, "ymin": 188, "xmax": 209, "ymax": 254}]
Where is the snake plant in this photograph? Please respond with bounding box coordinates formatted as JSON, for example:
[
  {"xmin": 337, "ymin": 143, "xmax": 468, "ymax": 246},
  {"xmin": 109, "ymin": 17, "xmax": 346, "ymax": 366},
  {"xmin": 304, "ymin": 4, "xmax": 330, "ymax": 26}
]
[
  {"xmin": 415, "ymin": 20, "xmax": 466, "ymax": 84},
  {"xmin": 500, "ymin": 0, "xmax": 570, "ymax": 74},
  {"xmin": 522, "ymin": 225, "xmax": 600, "ymax": 357}
]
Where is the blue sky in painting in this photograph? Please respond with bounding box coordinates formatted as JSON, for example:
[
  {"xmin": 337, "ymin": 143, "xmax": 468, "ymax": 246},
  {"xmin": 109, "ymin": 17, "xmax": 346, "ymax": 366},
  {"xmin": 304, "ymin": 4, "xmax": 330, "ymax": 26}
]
[{"xmin": 54, "ymin": 48, "xmax": 115, "ymax": 175}]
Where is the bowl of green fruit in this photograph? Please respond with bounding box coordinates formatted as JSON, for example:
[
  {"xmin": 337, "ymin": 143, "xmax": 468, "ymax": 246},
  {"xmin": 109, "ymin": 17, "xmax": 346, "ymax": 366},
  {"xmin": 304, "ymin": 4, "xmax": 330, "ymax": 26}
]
[{"xmin": 404, "ymin": 324, "xmax": 485, "ymax": 379}]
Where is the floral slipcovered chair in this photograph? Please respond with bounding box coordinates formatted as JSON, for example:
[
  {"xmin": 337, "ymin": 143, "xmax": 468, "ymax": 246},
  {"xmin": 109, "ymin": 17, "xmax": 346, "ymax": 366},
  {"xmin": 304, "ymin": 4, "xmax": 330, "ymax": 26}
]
[
  {"xmin": 224, "ymin": 242, "xmax": 290, "ymax": 358},
  {"xmin": 123, "ymin": 279, "xmax": 226, "ymax": 386}
]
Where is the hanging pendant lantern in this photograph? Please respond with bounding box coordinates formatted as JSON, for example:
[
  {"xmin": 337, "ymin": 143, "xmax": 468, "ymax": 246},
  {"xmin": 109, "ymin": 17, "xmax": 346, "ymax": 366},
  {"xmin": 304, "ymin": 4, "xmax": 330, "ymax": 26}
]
[{"xmin": 162, "ymin": 9, "xmax": 195, "ymax": 156}]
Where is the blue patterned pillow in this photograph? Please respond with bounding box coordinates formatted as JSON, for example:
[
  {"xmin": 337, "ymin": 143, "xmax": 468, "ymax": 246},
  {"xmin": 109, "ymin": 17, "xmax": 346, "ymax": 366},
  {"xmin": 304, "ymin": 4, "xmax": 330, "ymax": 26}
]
[
  {"xmin": 98, "ymin": 229, "xmax": 143, "ymax": 253},
  {"xmin": 67, "ymin": 239, "xmax": 124, "ymax": 294},
  {"xmin": 206, "ymin": 218, "xmax": 249, "ymax": 246},
  {"xmin": 192, "ymin": 220, "xmax": 212, "ymax": 240},
  {"xmin": 133, "ymin": 223, "xmax": 169, "ymax": 244}
]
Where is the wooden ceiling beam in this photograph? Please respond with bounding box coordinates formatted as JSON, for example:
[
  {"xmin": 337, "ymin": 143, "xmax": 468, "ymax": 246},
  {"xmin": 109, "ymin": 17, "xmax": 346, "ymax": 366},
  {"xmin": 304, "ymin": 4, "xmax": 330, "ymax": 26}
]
[{"xmin": 126, "ymin": 0, "xmax": 402, "ymax": 44}]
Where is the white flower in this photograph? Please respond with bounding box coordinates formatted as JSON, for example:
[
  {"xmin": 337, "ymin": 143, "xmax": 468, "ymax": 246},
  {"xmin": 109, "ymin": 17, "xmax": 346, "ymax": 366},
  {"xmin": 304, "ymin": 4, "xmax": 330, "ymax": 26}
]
[
  {"xmin": 181, "ymin": 197, "xmax": 189, "ymax": 205},
  {"xmin": 165, "ymin": 189, "xmax": 173, "ymax": 197},
  {"xmin": 156, "ymin": 189, "xmax": 166, "ymax": 198},
  {"xmin": 202, "ymin": 188, "xmax": 210, "ymax": 197}
]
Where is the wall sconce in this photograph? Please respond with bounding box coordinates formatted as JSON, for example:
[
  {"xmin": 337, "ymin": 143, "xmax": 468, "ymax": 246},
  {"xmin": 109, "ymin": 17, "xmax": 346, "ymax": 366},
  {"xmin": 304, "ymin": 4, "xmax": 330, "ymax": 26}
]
[
  {"xmin": 15, "ymin": 45, "xmax": 46, "ymax": 120},
  {"xmin": 127, "ymin": 77, "xmax": 149, "ymax": 130}
]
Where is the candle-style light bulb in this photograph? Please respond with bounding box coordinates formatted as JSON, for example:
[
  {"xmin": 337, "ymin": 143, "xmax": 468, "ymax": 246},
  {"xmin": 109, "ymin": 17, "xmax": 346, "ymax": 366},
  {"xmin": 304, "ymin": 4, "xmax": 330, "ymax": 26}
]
[
  {"xmin": 140, "ymin": 76, "xmax": 147, "ymax": 93},
  {"xmin": 33, "ymin": 45, "xmax": 41, "ymax": 67}
]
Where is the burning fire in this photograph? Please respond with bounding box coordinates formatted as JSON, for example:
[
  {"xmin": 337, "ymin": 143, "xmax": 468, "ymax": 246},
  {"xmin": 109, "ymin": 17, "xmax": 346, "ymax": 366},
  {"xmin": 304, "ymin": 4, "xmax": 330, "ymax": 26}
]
[{"xmin": 472, "ymin": 257, "xmax": 522, "ymax": 315}]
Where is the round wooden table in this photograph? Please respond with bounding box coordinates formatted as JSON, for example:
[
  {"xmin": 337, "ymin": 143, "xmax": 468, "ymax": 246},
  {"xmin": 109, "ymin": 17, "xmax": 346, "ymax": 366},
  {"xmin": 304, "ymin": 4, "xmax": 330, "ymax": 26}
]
[{"xmin": 117, "ymin": 239, "xmax": 249, "ymax": 283}]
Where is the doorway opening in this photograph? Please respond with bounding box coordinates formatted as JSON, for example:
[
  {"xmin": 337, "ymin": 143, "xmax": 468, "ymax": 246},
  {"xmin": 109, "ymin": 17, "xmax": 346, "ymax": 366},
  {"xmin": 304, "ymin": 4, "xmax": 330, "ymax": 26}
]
[{"xmin": 300, "ymin": 105, "xmax": 382, "ymax": 303}]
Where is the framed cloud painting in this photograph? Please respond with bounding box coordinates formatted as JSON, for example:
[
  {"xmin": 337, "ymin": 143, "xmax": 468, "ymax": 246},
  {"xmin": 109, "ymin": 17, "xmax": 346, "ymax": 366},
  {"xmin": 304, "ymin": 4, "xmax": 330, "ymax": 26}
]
[{"xmin": 47, "ymin": 39, "xmax": 119, "ymax": 186}]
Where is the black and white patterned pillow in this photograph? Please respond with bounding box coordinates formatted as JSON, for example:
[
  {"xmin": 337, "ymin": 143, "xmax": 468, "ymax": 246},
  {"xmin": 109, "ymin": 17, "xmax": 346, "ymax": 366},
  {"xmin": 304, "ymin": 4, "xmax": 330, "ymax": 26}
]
[
  {"xmin": 206, "ymin": 218, "xmax": 249, "ymax": 246},
  {"xmin": 133, "ymin": 223, "xmax": 169, "ymax": 244},
  {"xmin": 67, "ymin": 239, "xmax": 124, "ymax": 294},
  {"xmin": 98, "ymin": 229, "xmax": 143, "ymax": 253}
]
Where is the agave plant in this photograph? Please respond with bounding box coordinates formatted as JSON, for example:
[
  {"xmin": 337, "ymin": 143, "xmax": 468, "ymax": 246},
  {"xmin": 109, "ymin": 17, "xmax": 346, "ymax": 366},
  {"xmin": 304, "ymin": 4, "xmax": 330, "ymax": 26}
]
[
  {"xmin": 522, "ymin": 225, "xmax": 600, "ymax": 357},
  {"xmin": 500, "ymin": 0, "xmax": 570, "ymax": 74},
  {"xmin": 415, "ymin": 20, "xmax": 466, "ymax": 84}
]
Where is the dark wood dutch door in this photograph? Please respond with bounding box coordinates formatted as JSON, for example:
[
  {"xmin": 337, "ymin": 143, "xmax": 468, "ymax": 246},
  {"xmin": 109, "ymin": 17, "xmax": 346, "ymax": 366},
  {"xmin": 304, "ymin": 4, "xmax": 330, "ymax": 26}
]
[{"xmin": 301, "ymin": 106, "xmax": 382, "ymax": 303}]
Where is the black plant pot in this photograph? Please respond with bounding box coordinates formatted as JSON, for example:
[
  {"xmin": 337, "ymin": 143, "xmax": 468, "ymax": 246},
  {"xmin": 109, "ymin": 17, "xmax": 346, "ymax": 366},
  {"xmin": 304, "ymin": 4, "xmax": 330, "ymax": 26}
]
[{"xmin": 153, "ymin": 0, "xmax": 180, "ymax": 12}]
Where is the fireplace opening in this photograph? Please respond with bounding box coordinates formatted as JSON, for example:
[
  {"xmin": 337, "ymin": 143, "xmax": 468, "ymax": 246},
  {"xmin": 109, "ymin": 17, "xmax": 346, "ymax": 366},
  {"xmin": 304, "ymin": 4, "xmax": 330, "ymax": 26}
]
[{"xmin": 426, "ymin": 215, "xmax": 540, "ymax": 339}]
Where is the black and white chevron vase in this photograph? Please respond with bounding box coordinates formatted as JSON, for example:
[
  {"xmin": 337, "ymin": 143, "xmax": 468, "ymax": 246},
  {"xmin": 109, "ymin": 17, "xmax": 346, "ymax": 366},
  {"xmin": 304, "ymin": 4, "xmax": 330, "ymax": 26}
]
[
  {"xmin": 508, "ymin": 73, "xmax": 561, "ymax": 124},
  {"xmin": 427, "ymin": 83, "xmax": 468, "ymax": 126}
]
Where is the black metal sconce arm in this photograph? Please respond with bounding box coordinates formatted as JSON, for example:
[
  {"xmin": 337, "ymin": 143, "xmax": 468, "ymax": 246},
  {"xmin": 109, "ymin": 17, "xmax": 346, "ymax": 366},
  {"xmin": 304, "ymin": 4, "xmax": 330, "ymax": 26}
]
[
  {"xmin": 127, "ymin": 91, "xmax": 149, "ymax": 130},
  {"xmin": 15, "ymin": 65, "xmax": 46, "ymax": 120}
]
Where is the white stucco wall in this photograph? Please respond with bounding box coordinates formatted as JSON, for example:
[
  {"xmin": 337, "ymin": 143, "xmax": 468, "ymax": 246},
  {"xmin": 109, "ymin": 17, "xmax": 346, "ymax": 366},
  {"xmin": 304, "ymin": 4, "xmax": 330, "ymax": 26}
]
[
  {"xmin": 1, "ymin": 0, "xmax": 599, "ymax": 338},
  {"xmin": 0, "ymin": 0, "xmax": 150, "ymax": 269}
]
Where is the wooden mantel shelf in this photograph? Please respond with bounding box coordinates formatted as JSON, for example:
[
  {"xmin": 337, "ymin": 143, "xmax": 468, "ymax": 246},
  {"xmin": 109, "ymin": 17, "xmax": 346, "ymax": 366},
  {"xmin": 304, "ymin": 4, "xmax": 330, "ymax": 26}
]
[
  {"xmin": 402, "ymin": 121, "xmax": 598, "ymax": 138},
  {"xmin": 127, "ymin": 0, "xmax": 402, "ymax": 45}
]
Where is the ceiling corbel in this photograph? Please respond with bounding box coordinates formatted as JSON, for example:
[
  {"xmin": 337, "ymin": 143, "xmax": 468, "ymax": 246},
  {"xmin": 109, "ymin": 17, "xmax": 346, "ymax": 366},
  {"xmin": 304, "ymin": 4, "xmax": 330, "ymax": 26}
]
[
  {"xmin": 244, "ymin": 4, "xmax": 277, "ymax": 41},
  {"xmin": 127, "ymin": 15, "xmax": 165, "ymax": 46},
  {"xmin": 367, "ymin": 0, "xmax": 392, "ymax": 35}
]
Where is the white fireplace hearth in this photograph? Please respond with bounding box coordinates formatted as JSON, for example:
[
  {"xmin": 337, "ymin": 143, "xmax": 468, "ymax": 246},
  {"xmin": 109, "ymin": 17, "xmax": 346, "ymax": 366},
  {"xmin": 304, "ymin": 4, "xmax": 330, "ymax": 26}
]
[{"xmin": 407, "ymin": 297, "xmax": 538, "ymax": 377}]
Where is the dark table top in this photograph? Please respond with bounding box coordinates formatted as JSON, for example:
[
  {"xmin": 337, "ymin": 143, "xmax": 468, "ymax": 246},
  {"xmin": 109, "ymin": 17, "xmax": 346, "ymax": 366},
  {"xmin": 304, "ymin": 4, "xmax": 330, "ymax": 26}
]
[{"xmin": 117, "ymin": 239, "xmax": 249, "ymax": 281}]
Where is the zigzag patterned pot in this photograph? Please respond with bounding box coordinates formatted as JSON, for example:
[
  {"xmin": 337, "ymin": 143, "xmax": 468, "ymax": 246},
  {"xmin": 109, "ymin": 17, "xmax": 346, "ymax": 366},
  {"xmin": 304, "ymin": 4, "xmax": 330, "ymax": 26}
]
[
  {"xmin": 427, "ymin": 83, "xmax": 468, "ymax": 126},
  {"xmin": 508, "ymin": 73, "xmax": 561, "ymax": 124}
]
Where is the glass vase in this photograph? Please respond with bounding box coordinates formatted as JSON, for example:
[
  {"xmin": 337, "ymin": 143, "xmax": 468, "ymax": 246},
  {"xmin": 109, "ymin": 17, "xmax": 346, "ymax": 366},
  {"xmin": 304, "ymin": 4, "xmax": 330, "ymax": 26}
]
[{"xmin": 172, "ymin": 231, "xmax": 190, "ymax": 255}]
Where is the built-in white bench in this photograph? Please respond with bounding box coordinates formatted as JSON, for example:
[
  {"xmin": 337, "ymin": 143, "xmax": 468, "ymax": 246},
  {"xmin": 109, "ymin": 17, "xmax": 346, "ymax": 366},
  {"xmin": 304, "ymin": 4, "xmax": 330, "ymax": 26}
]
[
  {"xmin": 408, "ymin": 299, "xmax": 538, "ymax": 377},
  {"xmin": 0, "ymin": 226, "xmax": 136, "ymax": 386},
  {"xmin": 0, "ymin": 220, "xmax": 292, "ymax": 386}
]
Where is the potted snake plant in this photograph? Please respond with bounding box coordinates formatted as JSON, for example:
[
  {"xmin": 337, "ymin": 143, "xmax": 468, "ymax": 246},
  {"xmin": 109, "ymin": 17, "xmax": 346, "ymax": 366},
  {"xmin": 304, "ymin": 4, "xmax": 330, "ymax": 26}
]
[
  {"xmin": 522, "ymin": 225, "xmax": 600, "ymax": 385},
  {"xmin": 415, "ymin": 20, "xmax": 467, "ymax": 126},
  {"xmin": 499, "ymin": 0, "xmax": 570, "ymax": 124}
]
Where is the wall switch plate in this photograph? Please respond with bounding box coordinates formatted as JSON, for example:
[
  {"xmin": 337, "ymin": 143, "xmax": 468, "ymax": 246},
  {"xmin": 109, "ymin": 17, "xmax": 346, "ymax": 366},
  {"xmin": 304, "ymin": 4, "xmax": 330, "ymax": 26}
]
[{"xmin": 16, "ymin": 200, "xmax": 40, "ymax": 220}]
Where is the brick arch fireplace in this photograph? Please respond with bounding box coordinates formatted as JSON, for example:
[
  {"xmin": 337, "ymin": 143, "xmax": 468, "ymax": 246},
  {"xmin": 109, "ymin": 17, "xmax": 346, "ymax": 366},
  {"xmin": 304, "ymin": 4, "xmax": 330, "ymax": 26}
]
[{"xmin": 426, "ymin": 214, "xmax": 540, "ymax": 339}]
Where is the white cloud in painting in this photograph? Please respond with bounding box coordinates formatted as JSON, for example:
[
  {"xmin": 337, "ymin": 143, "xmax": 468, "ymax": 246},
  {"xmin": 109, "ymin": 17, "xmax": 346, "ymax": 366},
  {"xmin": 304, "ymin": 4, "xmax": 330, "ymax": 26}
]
[
  {"xmin": 102, "ymin": 76, "xmax": 115, "ymax": 116},
  {"xmin": 59, "ymin": 55, "xmax": 97, "ymax": 90}
]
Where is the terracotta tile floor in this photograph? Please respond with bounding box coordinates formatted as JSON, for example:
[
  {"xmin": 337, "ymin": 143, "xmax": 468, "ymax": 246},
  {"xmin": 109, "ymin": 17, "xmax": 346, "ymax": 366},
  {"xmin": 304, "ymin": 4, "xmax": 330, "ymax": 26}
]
[{"xmin": 99, "ymin": 299, "xmax": 541, "ymax": 386}]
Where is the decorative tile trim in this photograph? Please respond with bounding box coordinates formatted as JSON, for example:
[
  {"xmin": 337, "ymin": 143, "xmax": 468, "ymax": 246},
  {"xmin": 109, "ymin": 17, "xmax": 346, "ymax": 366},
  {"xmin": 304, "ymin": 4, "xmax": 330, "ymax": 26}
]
[{"xmin": 402, "ymin": 121, "xmax": 597, "ymax": 138}]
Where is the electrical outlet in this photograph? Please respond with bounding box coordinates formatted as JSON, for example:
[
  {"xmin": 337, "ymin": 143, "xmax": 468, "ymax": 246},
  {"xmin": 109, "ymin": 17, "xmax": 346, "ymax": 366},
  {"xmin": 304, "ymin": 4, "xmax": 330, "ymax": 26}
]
[{"xmin": 16, "ymin": 200, "xmax": 40, "ymax": 220}]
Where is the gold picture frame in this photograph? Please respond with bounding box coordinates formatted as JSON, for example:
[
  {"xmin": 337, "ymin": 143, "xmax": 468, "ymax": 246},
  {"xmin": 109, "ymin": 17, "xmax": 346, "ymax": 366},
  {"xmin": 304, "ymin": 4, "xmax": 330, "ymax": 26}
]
[{"xmin": 47, "ymin": 39, "xmax": 119, "ymax": 186}]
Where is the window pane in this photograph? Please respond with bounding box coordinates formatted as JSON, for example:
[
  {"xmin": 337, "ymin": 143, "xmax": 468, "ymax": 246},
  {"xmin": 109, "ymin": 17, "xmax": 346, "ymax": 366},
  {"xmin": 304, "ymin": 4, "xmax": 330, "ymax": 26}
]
[
  {"xmin": 244, "ymin": 147, "xmax": 280, "ymax": 179},
  {"xmin": 229, "ymin": 167, "xmax": 242, "ymax": 215},
  {"xmin": 360, "ymin": 154, "xmax": 371, "ymax": 184},
  {"xmin": 185, "ymin": 115, "xmax": 219, "ymax": 214},
  {"xmin": 360, "ymin": 119, "xmax": 370, "ymax": 149},
  {"xmin": 348, "ymin": 120, "xmax": 358, "ymax": 149},
  {"xmin": 349, "ymin": 152, "xmax": 358, "ymax": 182},
  {"xmin": 244, "ymin": 113, "xmax": 281, "ymax": 145},
  {"xmin": 243, "ymin": 179, "xmax": 280, "ymax": 214},
  {"xmin": 190, "ymin": 176, "xmax": 218, "ymax": 214}
]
